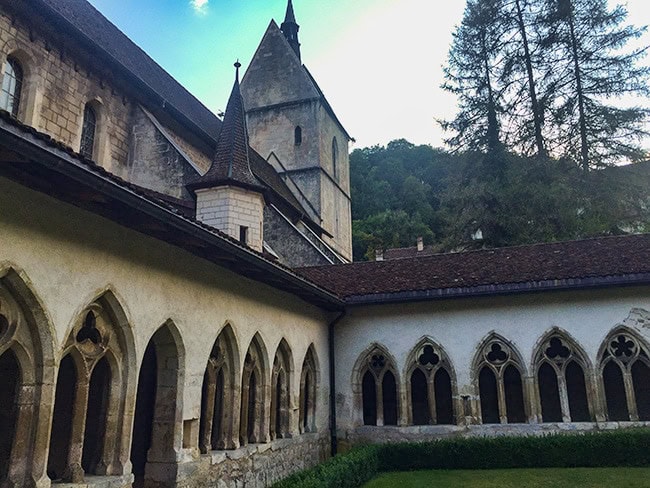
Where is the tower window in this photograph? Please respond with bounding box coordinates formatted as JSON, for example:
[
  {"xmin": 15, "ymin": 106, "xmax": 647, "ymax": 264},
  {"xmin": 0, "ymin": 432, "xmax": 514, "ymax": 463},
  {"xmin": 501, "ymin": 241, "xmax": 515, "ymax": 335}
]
[
  {"xmin": 332, "ymin": 137, "xmax": 338, "ymax": 179},
  {"xmin": 239, "ymin": 226, "xmax": 248, "ymax": 244},
  {"xmin": 0, "ymin": 57, "xmax": 23, "ymax": 118},
  {"xmin": 294, "ymin": 126, "xmax": 302, "ymax": 146},
  {"xmin": 80, "ymin": 103, "xmax": 97, "ymax": 159}
]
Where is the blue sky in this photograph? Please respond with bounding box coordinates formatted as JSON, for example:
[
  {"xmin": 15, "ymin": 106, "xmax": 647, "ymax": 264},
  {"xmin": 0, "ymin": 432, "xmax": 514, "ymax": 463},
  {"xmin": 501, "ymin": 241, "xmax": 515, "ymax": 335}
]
[{"xmin": 87, "ymin": 0, "xmax": 649, "ymax": 150}]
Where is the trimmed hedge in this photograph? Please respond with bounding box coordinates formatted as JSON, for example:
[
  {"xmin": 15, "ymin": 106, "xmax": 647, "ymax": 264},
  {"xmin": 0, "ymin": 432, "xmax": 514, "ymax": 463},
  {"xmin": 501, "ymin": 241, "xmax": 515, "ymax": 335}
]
[{"xmin": 272, "ymin": 429, "xmax": 650, "ymax": 487}]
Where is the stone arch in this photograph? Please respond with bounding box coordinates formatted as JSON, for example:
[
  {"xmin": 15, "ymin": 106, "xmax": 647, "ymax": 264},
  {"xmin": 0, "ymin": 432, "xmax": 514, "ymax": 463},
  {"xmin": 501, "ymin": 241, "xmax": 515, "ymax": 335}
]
[
  {"xmin": 294, "ymin": 125, "xmax": 302, "ymax": 146},
  {"xmin": 472, "ymin": 332, "xmax": 528, "ymax": 424},
  {"xmin": 0, "ymin": 266, "xmax": 55, "ymax": 488},
  {"xmin": 239, "ymin": 332, "xmax": 270, "ymax": 445},
  {"xmin": 47, "ymin": 289, "xmax": 135, "ymax": 482},
  {"xmin": 299, "ymin": 344, "xmax": 319, "ymax": 434},
  {"xmin": 131, "ymin": 320, "xmax": 185, "ymax": 487},
  {"xmin": 404, "ymin": 337, "xmax": 458, "ymax": 426},
  {"xmin": 598, "ymin": 325, "xmax": 650, "ymax": 422},
  {"xmin": 78, "ymin": 98, "xmax": 109, "ymax": 165},
  {"xmin": 270, "ymin": 338, "xmax": 294, "ymax": 440},
  {"xmin": 0, "ymin": 43, "xmax": 41, "ymax": 125},
  {"xmin": 352, "ymin": 343, "xmax": 400, "ymax": 426},
  {"xmin": 532, "ymin": 328, "xmax": 593, "ymax": 423},
  {"xmin": 199, "ymin": 322, "xmax": 241, "ymax": 452}
]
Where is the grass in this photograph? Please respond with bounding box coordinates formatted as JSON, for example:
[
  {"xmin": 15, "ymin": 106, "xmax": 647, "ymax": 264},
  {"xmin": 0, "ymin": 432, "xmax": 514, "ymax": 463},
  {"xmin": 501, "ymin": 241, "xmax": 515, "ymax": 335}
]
[{"xmin": 363, "ymin": 467, "xmax": 650, "ymax": 487}]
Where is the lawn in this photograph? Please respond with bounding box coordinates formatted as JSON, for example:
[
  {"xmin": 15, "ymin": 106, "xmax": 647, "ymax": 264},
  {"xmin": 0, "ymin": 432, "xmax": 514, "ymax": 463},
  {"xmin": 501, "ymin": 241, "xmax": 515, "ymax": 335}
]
[{"xmin": 363, "ymin": 467, "xmax": 650, "ymax": 487}]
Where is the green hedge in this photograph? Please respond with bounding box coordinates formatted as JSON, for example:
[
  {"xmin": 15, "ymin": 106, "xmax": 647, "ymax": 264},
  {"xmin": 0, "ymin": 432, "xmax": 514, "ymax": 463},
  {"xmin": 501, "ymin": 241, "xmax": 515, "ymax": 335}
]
[{"xmin": 272, "ymin": 429, "xmax": 650, "ymax": 487}]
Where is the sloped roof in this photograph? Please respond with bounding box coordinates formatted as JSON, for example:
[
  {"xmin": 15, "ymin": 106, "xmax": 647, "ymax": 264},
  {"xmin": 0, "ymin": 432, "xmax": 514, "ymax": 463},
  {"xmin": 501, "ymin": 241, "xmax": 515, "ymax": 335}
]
[
  {"xmin": 384, "ymin": 245, "xmax": 439, "ymax": 260},
  {"xmin": 299, "ymin": 235, "xmax": 650, "ymax": 303},
  {"xmin": 33, "ymin": 0, "xmax": 221, "ymax": 143}
]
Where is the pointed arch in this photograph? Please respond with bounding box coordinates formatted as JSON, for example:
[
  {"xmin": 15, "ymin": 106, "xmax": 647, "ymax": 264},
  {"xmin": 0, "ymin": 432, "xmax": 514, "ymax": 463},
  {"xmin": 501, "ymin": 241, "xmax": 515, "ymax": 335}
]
[
  {"xmin": 352, "ymin": 343, "xmax": 400, "ymax": 426},
  {"xmin": 199, "ymin": 322, "xmax": 241, "ymax": 452},
  {"xmin": 532, "ymin": 328, "xmax": 593, "ymax": 423},
  {"xmin": 598, "ymin": 325, "xmax": 650, "ymax": 421},
  {"xmin": 404, "ymin": 337, "xmax": 457, "ymax": 426},
  {"xmin": 240, "ymin": 333, "xmax": 270, "ymax": 445},
  {"xmin": 0, "ymin": 266, "xmax": 55, "ymax": 487},
  {"xmin": 299, "ymin": 344, "xmax": 319, "ymax": 434},
  {"xmin": 472, "ymin": 332, "xmax": 528, "ymax": 424},
  {"xmin": 131, "ymin": 320, "xmax": 185, "ymax": 485},
  {"xmin": 270, "ymin": 338, "xmax": 294, "ymax": 440}
]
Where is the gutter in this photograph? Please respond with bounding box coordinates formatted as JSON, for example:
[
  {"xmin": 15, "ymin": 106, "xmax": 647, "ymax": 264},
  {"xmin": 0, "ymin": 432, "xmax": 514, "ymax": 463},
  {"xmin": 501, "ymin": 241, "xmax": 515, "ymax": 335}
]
[{"xmin": 328, "ymin": 309, "xmax": 347, "ymax": 456}]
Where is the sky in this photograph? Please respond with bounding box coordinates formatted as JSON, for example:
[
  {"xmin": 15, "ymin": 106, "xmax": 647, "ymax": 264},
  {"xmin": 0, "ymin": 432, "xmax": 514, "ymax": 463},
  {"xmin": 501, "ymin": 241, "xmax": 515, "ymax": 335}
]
[{"xmin": 87, "ymin": 0, "xmax": 649, "ymax": 151}]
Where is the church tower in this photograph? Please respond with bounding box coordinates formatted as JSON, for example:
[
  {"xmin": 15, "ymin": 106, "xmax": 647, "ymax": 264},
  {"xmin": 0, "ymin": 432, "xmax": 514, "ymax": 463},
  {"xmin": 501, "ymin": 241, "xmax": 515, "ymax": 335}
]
[
  {"xmin": 241, "ymin": 1, "xmax": 353, "ymax": 262},
  {"xmin": 189, "ymin": 62, "xmax": 266, "ymax": 252}
]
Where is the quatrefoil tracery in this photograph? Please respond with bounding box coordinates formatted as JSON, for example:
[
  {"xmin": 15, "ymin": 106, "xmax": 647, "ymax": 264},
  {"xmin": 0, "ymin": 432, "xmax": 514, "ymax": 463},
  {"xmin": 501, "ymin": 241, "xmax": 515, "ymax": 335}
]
[{"xmin": 369, "ymin": 353, "xmax": 386, "ymax": 373}]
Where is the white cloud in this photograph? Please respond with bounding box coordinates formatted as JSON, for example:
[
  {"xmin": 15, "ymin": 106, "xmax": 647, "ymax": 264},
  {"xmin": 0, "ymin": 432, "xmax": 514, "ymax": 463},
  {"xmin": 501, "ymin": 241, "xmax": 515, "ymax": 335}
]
[{"xmin": 190, "ymin": 0, "xmax": 209, "ymax": 15}]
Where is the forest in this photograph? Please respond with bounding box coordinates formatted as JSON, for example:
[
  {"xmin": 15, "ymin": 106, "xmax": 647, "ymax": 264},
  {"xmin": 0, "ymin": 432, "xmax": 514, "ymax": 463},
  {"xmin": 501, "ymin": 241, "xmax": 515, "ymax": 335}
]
[{"xmin": 351, "ymin": 0, "xmax": 650, "ymax": 261}]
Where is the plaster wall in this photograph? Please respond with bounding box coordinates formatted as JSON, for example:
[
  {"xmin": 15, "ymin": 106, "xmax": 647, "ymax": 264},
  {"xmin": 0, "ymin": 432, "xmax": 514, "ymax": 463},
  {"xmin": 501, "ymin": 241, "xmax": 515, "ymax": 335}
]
[
  {"xmin": 334, "ymin": 289, "xmax": 650, "ymax": 441},
  {"xmin": 0, "ymin": 176, "xmax": 331, "ymax": 486}
]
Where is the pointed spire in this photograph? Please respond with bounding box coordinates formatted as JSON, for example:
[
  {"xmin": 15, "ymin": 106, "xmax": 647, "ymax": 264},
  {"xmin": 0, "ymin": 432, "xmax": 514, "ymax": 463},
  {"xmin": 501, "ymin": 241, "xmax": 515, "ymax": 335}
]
[
  {"xmin": 281, "ymin": 0, "xmax": 301, "ymax": 60},
  {"xmin": 188, "ymin": 62, "xmax": 263, "ymax": 192}
]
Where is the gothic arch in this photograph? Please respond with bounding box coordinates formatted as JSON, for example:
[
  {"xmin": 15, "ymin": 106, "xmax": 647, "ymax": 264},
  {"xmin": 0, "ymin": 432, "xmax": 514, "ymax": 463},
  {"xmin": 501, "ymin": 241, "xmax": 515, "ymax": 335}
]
[
  {"xmin": 299, "ymin": 344, "xmax": 319, "ymax": 434},
  {"xmin": 240, "ymin": 332, "xmax": 270, "ymax": 445},
  {"xmin": 404, "ymin": 337, "xmax": 457, "ymax": 426},
  {"xmin": 598, "ymin": 325, "xmax": 650, "ymax": 421},
  {"xmin": 131, "ymin": 320, "xmax": 185, "ymax": 486},
  {"xmin": 270, "ymin": 338, "xmax": 294, "ymax": 440},
  {"xmin": 47, "ymin": 289, "xmax": 135, "ymax": 482},
  {"xmin": 0, "ymin": 266, "xmax": 55, "ymax": 488},
  {"xmin": 352, "ymin": 343, "xmax": 400, "ymax": 426},
  {"xmin": 472, "ymin": 332, "xmax": 528, "ymax": 424},
  {"xmin": 532, "ymin": 328, "xmax": 593, "ymax": 423},
  {"xmin": 199, "ymin": 322, "xmax": 241, "ymax": 452}
]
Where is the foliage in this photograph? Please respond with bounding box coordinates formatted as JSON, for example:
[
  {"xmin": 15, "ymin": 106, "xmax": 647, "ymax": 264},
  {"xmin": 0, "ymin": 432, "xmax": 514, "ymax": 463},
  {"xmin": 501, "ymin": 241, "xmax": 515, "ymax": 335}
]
[{"xmin": 273, "ymin": 430, "xmax": 650, "ymax": 488}]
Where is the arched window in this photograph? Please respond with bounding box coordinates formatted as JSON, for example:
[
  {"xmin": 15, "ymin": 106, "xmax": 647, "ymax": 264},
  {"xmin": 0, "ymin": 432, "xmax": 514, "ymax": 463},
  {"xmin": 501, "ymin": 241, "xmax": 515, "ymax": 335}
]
[
  {"xmin": 475, "ymin": 336, "xmax": 527, "ymax": 424},
  {"xmin": 294, "ymin": 126, "xmax": 302, "ymax": 146},
  {"xmin": 0, "ymin": 57, "xmax": 23, "ymax": 117},
  {"xmin": 270, "ymin": 339, "xmax": 293, "ymax": 440},
  {"xmin": 240, "ymin": 334, "xmax": 269, "ymax": 446},
  {"xmin": 332, "ymin": 137, "xmax": 339, "ymax": 179},
  {"xmin": 600, "ymin": 329, "xmax": 650, "ymax": 421},
  {"xmin": 407, "ymin": 341, "xmax": 455, "ymax": 425},
  {"xmin": 80, "ymin": 103, "xmax": 97, "ymax": 159},
  {"xmin": 199, "ymin": 325, "xmax": 239, "ymax": 452},
  {"xmin": 299, "ymin": 345, "xmax": 318, "ymax": 434},
  {"xmin": 535, "ymin": 333, "xmax": 591, "ymax": 423},
  {"xmin": 357, "ymin": 347, "xmax": 399, "ymax": 426}
]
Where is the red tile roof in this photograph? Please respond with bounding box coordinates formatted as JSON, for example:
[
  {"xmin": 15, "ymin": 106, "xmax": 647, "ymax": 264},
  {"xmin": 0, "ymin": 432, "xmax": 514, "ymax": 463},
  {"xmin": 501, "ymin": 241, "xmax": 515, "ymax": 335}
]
[{"xmin": 298, "ymin": 235, "xmax": 650, "ymax": 302}]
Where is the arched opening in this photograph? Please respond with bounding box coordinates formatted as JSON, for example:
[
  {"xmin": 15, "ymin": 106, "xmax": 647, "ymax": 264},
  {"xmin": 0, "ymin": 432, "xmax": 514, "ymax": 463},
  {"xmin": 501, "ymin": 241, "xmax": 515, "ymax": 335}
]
[
  {"xmin": 0, "ymin": 57, "xmax": 23, "ymax": 117},
  {"xmin": 131, "ymin": 342, "xmax": 157, "ymax": 486},
  {"xmin": 294, "ymin": 126, "xmax": 302, "ymax": 146},
  {"xmin": 362, "ymin": 371, "xmax": 377, "ymax": 426},
  {"xmin": 479, "ymin": 366, "xmax": 499, "ymax": 424},
  {"xmin": 47, "ymin": 355, "xmax": 77, "ymax": 481},
  {"xmin": 299, "ymin": 346, "xmax": 318, "ymax": 434},
  {"xmin": 503, "ymin": 365, "xmax": 525, "ymax": 423},
  {"xmin": 302, "ymin": 371, "xmax": 311, "ymax": 432},
  {"xmin": 382, "ymin": 371, "xmax": 398, "ymax": 426},
  {"xmin": 538, "ymin": 362, "xmax": 562, "ymax": 422},
  {"xmin": 246, "ymin": 371, "xmax": 257, "ymax": 443},
  {"xmin": 434, "ymin": 368, "xmax": 454, "ymax": 425},
  {"xmin": 0, "ymin": 349, "xmax": 20, "ymax": 481},
  {"xmin": 80, "ymin": 103, "xmax": 97, "ymax": 159},
  {"xmin": 565, "ymin": 360, "xmax": 589, "ymax": 421},
  {"xmin": 410, "ymin": 369, "xmax": 430, "ymax": 425},
  {"xmin": 82, "ymin": 357, "xmax": 111, "ymax": 474},
  {"xmin": 603, "ymin": 361, "xmax": 628, "ymax": 421},
  {"xmin": 270, "ymin": 340, "xmax": 292, "ymax": 440},
  {"xmin": 332, "ymin": 137, "xmax": 339, "ymax": 179},
  {"xmin": 239, "ymin": 334, "xmax": 268, "ymax": 446},
  {"xmin": 632, "ymin": 361, "xmax": 650, "ymax": 420},
  {"xmin": 212, "ymin": 368, "xmax": 225, "ymax": 444}
]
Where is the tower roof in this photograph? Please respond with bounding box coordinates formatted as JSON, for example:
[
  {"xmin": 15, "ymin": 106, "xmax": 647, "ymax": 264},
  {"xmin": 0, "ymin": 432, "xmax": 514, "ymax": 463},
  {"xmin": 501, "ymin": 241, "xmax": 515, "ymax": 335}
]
[
  {"xmin": 189, "ymin": 62, "xmax": 264, "ymax": 193},
  {"xmin": 280, "ymin": 0, "xmax": 301, "ymax": 60},
  {"xmin": 284, "ymin": 0, "xmax": 297, "ymax": 24}
]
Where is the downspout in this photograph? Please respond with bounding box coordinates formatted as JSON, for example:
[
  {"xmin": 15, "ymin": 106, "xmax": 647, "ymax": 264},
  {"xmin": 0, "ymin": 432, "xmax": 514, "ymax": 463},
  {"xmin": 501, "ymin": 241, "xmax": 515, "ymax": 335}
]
[{"xmin": 328, "ymin": 309, "xmax": 347, "ymax": 457}]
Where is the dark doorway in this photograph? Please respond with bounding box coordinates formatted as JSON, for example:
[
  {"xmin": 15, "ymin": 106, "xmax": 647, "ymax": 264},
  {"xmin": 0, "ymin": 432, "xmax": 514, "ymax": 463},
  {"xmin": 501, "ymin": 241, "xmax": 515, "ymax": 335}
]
[
  {"xmin": 411, "ymin": 369, "xmax": 430, "ymax": 425},
  {"xmin": 632, "ymin": 361, "xmax": 650, "ymax": 421},
  {"xmin": 82, "ymin": 357, "xmax": 111, "ymax": 474},
  {"xmin": 479, "ymin": 367, "xmax": 499, "ymax": 424},
  {"xmin": 131, "ymin": 341, "xmax": 157, "ymax": 485},
  {"xmin": 434, "ymin": 368, "xmax": 454, "ymax": 425},
  {"xmin": 603, "ymin": 361, "xmax": 629, "ymax": 421},
  {"xmin": 566, "ymin": 361, "xmax": 590, "ymax": 421},
  {"xmin": 382, "ymin": 371, "xmax": 398, "ymax": 425},
  {"xmin": 538, "ymin": 363, "xmax": 562, "ymax": 422},
  {"xmin": 47, "ymin": 355, "xmax": 77, "ymax": 480},
  {"xmin": 362, "ymin": 371, "xmax": 376, "ymax": 425},
  {"xmin": 302, "ymin": 371, "xmax": 311, "ymax": 431},
  {"xmin": 504, "ymin": 365, "xmax": 525, "ymax": 423},
  {"xmin": 0, "ymin": 350, "xmax": 20, "ymax": 481}
]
